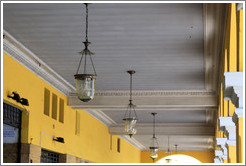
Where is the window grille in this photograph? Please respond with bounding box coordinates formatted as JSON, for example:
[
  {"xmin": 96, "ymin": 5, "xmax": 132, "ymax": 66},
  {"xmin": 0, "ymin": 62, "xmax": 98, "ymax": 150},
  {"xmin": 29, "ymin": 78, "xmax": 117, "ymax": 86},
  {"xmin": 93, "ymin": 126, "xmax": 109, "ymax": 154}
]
[
  {"xmin": 3, "ymin": 103, "xmax": 22, "ymax": 128},
  {"xmin": 40, "ymin": 149, "xmax": 59, "ymax": 163}
]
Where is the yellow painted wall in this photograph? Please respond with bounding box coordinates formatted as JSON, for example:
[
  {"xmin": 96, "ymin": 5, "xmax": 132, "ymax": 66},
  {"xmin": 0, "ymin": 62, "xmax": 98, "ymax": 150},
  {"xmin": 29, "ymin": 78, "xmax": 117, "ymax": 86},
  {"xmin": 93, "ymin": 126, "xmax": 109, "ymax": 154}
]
[
  {"xmin": 215, "ymin": 3, "xmax": 244, "ymax": 163},
  {"xmin": 141, "ymin": 151, "xmax": 214, "ymax": 163},
  {"xmin": 3, "ymin": 52, "xmax": 141, "ymax": 163}
]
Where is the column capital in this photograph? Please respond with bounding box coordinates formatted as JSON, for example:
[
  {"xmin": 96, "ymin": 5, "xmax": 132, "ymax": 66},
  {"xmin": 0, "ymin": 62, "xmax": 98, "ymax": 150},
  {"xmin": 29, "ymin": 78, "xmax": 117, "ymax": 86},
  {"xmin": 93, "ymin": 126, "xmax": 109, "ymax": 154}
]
[
  {"xmin": 216, "ymin": 138, "xmax": 228, "ymax": 159},
  {"xmin": 224, "ymin": 126, "xmax": 236, "ymax": 141},
  {"xmin": 226, "ymin": 139, "xmax": 236, "ymax": 147},
  {"xmin": 223, "ymin": 72, "xmax": 243, "ymax": 108},
  {"xmin": 216, "ymin": 137, "xmax": 227, "ymax": 147},
  {"xmin": 218, "ymin": 117, "xmax": 235, "ymax": 132},
  {"xmin": 232, "ymin": 108, "xmax": 243, "ymax": 124},
  {"xmin": 214, "ymin": 157, "xmax": 222, "ymax": 163},
  {"xmin": 215, "ymin": 150, "xmax": 223, "ymax": 157},
  {"xmin": 237, "ymin": 3, "xmax": 243, "ymax": 11}
]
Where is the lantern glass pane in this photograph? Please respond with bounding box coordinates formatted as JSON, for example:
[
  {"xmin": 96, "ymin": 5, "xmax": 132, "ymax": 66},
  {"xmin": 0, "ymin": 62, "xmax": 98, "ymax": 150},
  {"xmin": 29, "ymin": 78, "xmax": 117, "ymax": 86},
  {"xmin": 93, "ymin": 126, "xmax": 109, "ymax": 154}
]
[
  {"xmin": 124, "ymin": 119, "xmax": 137, "ymax": 135},
  {"xmin": 150, "ymin": 148, "xmax": 158, "ymax": 159},
  {"xmin": 75, "ymin": 77, "xmax": 95, "ymax": 102}
]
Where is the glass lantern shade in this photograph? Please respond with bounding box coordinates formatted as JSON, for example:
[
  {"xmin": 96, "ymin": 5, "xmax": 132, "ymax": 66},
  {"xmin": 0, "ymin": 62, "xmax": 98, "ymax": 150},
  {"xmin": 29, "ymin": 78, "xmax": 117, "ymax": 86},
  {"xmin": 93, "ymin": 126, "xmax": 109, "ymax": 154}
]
[
  {"xmin": 123, "ymin": 117, "xmax": 137, "ymax": 137},
  {"xmin": 74, "ymin": 74, "xmax": 96, "ymax": 102},
  {"xmin": 149, "ymin": 147, "xmax": 159, "ymax": 162}
]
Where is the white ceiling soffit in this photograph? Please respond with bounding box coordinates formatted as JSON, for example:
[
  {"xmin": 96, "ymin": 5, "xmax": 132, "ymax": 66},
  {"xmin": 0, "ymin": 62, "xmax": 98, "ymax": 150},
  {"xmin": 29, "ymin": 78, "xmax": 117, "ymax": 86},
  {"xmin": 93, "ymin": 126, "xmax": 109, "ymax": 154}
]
[
  {"xmin": 3, "ymin": 3, "xmax": 226, "ymax": 151},
  {"xmin": 3, "ymin": 3, "xmax": 206, "ymax": 91}
]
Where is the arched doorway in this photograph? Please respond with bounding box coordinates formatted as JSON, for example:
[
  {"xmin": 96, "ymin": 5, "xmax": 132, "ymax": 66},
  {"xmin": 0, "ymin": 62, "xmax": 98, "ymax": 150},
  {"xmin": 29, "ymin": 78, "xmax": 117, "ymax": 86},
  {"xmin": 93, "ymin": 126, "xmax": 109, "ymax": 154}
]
[{"xmin": 156, "ymin": 154, "xmax": 202, "ymax": 164}]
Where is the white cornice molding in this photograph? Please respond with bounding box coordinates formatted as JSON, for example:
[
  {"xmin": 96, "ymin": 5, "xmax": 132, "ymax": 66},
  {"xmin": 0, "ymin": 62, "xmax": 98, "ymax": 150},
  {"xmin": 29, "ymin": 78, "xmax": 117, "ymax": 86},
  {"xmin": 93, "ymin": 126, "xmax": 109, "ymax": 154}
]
[
  {"xmin": 3, "ymin": 30, "xmax": 75, "ymax": 96},
  {"xmin": 84, "ymin": 109, "xmax": 117, "ymax": 127}
]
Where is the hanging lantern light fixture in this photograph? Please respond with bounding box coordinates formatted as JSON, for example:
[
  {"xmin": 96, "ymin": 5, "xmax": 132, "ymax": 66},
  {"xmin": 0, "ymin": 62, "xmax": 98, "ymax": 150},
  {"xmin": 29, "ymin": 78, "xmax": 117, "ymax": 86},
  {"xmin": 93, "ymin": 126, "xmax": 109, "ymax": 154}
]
[
  {"xmin": 74, "ymin": 3, "xmax": 97, "ymax": 102},
  {"xmin": 149, "ymin": 112, "xmax": 159, "ymax": 162},
  {"xmin": 122, "ymin": 70, "xmax": 138, "ymax": 138}
]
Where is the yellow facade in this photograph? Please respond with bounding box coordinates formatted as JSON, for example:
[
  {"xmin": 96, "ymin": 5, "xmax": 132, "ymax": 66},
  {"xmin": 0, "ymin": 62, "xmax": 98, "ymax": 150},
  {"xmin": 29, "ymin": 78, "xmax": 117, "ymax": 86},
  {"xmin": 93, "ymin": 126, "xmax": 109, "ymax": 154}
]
[
  {"xmin": 215, "ymin": 3, "xmax": 244, "ymax": 163},
  {"xmin": 3, "ymin": 52, "xmax": 141, "ymax": 163}
]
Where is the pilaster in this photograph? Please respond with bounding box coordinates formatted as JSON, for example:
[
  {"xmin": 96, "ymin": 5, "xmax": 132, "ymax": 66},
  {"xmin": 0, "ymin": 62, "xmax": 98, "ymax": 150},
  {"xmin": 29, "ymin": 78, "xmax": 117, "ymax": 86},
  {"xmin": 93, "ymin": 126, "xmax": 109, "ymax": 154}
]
[{"xmin": 222, "ymin": 72, "xmax": 243, "ymax": 163}]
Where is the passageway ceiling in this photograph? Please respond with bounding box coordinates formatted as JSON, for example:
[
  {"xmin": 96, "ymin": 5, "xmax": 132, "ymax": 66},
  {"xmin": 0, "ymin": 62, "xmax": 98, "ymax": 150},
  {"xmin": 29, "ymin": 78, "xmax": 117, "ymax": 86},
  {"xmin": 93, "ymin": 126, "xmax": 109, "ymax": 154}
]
[{"xmin": 3, "ymin": 3, "xmax": 226, "ymax": 151}]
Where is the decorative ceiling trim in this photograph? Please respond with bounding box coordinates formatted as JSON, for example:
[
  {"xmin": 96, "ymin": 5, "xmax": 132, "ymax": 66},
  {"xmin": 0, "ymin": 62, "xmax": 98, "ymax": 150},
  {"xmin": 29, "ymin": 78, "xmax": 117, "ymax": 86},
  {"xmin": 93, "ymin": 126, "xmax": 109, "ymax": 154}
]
[
  {"xmin": 68, "ymin": 91, "xmax": 217, "ymax": 110},
  {"xmin": 90, "ymin": 90, "xmax": 216, "ymax": 97},
  {"xmin": 3, "ymin": 30, "xmax": 75, "ymax": 96}
]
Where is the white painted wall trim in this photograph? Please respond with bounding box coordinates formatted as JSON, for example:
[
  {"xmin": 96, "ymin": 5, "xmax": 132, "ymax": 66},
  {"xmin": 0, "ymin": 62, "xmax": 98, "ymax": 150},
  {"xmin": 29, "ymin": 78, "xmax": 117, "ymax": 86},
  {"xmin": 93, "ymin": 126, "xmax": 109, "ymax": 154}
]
[
  {"xmin": 216, "ymin": 138, "xmax": 228, "ymax": 159},
  {"xmin": 218, "ymin": 117, "xmax": 236, "ymax": 147},
  {"xmin": 3, "ymin": 30, "xmax": 75, "ymax": 96},
  {"xmin": 214, "ymin": 157, "xmax": 222, "ymax": 163},
  {"xmin": 237, "ymin": 3, "xmax": 243, "ymax": 11},
  {"xmin": 233, "ymin": 108, "xmax": 243, "ymax": 123},
  {"xmin": 215, "ymin": 150, "xmax": 223, "ymax": 158},
  {"xmin": 223, "ymin": 72, "xmax": 243, "ymax": 108},
  {"xmin": 120, "ymin": 135, "xmax": 146, "ymax": 150}
]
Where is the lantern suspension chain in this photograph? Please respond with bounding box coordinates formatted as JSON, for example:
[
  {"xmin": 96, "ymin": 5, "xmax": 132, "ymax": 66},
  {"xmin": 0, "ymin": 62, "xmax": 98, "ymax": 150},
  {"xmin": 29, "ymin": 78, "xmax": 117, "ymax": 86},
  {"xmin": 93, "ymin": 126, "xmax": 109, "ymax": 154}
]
[
  {"xmin": 85, "ymin": 3, "xmax": 89, "ymax": 43},
  {"xmin": 130, "ymin": 72, "xmax": 133, "ymax": 104},
  {"xmin": 153, "ymin": 113, "xmax": 156, "ymax": 138},
  {"xmin": 84, "ymin": 4, "xmax": 88, "ymax": 74}
]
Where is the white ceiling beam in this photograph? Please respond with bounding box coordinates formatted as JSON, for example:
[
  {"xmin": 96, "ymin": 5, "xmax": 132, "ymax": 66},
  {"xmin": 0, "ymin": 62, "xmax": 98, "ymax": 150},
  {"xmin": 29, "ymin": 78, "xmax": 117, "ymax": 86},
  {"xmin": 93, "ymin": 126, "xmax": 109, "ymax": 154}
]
[
  {"xmin": 68, "ymin": 90, "xmax": 217, "ymax": 110},
  {"xmin": 109, "ymin": 123, "xmax": 215, "ymax": 136},
  {"xmin": 203, "ymin": 4, "xmax": 226, "ymax": 92}
]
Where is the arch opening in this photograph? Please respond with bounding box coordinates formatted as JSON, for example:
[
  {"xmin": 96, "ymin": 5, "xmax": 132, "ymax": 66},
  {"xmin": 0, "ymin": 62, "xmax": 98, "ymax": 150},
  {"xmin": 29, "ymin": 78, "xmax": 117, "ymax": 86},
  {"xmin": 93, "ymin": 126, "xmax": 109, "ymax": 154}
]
[{"xmin": 156, "ymin": 154, "xmax": 202, "ymax": 164}]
